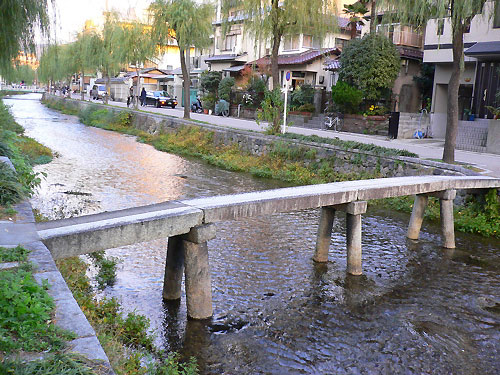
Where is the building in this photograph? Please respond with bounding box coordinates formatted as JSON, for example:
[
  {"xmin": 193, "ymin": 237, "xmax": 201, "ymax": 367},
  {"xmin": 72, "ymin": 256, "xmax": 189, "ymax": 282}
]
[
  {"xmin": 424, "ymin": 0, "xmax": 500, "ymax": 138},
  {"xmin": 205, "ymin": 0, "xmax": 357, "ymax": 90}
]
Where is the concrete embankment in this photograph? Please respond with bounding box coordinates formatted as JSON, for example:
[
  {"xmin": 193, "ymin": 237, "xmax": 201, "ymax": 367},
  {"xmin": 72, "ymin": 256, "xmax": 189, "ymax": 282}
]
[
  {"xmin": 42, "ymin": 94, "xmax": 477, "ymax": 178},
  {"xmin": 0, "ymin": 156, "xmax": 113, "ymax": 370}
]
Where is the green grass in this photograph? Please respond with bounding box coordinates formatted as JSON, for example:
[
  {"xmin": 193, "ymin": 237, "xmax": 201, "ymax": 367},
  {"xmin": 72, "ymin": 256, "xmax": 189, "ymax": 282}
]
[
  {"xmin": 0, "ymin": 353, "xmax": 110, "ymax": 375},
  {"xmin": 0, "ymin": 263, "xmax": 76, "ymax": 353},
  {"xmin": 0, "ymin": 245, "xmax": 30, "ymax": 262},
  {"xmin": 280, "ymin": 133, "xmax": 419, "ymax": 158}
]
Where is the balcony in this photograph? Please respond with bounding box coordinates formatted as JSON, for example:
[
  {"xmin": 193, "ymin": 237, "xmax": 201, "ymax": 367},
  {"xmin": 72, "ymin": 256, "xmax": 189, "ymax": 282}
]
[{"xmin": 379, "ymin": 25, "xmax": 424, "ymax": 49}]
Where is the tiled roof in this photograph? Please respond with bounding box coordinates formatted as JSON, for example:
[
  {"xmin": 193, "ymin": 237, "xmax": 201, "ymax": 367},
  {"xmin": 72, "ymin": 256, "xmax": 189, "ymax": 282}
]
[
  {"xmin": 249, "ymin": 47, "xmax": 340, "ymax": 67},
  {"xmin": 323, "ymin": 59, "xmax": 341, "ymax": 71},
  {"xmin": 465, "ymin": 41, "xmax": 500, "ymax": 56}
]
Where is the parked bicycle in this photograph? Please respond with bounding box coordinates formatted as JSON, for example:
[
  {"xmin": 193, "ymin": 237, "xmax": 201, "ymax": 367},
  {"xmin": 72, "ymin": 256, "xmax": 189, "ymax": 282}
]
[
  {"xmin": 214, "ymin": 99, "xmax": 229, "ymax": 117},
  {"xmin": 324, "ymin": 111, "xmax": 344, "ymax": 131}
]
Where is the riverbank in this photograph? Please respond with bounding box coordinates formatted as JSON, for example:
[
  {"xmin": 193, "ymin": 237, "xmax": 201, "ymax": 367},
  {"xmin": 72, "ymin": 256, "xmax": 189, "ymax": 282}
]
[
  {"xmin": 42, "ymin": 95, "xmax": 500, "ymax": 239},
  {"xmin": 0, "ymin": 97, "xmax": 199, "ymax": 374}
]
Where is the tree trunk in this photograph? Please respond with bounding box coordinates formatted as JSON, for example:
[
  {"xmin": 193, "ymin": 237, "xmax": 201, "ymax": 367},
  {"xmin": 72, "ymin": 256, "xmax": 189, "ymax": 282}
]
[
  {"xmin": 80, "ymin": 68, "xmax": 85, "ymax": 101},
  {"xmin": 443, "ymin": 13, "xmax": 463, "ymax": 163},
  {"xmin": 180, "ymin": 46, "xmax": 191, "ymax": 119},
  {"xmin": 270, "ymin": 0, "xmax": 283, "ymax": 91},
  {"xmin": 105, "ymin": 71, "xmax": 110, "ymax": 105},
  {"xmin": 135, "ymin": 67, "xmax": 140, "ymax": 109},
  {"xmin": 370, "ymin": 1, "xmax": 377, "ymax": 34}
]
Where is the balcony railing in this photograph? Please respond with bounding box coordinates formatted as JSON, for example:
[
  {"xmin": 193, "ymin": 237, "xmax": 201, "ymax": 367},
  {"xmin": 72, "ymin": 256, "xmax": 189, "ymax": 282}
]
[{"xmin": 379, "ymin": 25, "xmax": 424, "ymax": 49}]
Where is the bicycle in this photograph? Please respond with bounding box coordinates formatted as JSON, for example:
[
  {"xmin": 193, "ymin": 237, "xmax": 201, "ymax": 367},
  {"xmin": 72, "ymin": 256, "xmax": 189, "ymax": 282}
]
[{"xmin": 324, "ymin": 111, "xmax": 344, "ymax": 131}]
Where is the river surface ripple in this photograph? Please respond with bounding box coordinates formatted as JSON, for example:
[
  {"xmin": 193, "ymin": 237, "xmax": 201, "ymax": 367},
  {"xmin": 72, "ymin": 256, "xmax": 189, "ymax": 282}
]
[{"xmin": 6, "ymin": 94, "xmax": 500, "ymax": 374}]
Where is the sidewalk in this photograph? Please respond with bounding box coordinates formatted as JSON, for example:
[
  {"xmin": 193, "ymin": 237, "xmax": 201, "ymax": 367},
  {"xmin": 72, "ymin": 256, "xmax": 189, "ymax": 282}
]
[{"xmin": 72, "ymin": 94, "xmax": 500, "ymax": 177}]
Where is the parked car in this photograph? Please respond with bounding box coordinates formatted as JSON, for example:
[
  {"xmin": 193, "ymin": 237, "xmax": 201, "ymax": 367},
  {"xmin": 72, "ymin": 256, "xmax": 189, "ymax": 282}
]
[{"xmin": 144, "ymin": 91, "xmax": 177, "ymax": 108}]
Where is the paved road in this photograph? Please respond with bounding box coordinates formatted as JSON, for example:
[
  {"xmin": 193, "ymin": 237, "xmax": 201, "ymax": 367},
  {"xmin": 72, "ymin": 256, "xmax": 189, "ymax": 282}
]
[{"xmin": 72, "ymin": 94, "xmax": 500, "ymax": 177}]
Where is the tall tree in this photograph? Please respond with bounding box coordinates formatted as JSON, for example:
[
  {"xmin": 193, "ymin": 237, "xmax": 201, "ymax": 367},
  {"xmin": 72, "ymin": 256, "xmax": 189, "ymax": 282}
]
[
  {"xmin": 93, "ymin": 12, "xmax": 123, "ymax": 104},
  {"xmin": 117, "ymin": 22, "xmax": 156, "ymax": 108},
  {"xmin": 71, "ymin": 31, "xmax": 96, "ymax": 101},
  {"xmin": 38, "ymin": 44, "xmax": 65, "ymax": 91},
  {"xmin": 149, "ymin": 0, "xmax": 214, "ymax": 119},
  {"xmin": 222, "ymin": 0, "xmax": 338, "ymax": 91},
  {"xmin": 0, "ymin": 0, "xmax": 50, "ymax": 75},
  {"xmin": 370, "ymin": 0, "xmax": 377, "ymax": 33},
  {"xmin": 379, "ymin": 0, "xmax": 488, "ymax": 163}
]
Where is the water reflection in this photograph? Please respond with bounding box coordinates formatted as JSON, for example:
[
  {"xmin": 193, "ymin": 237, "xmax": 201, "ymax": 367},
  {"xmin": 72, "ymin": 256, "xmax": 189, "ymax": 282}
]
[{"xmin": 5, "ymin": 94, "xmax": 499, "ymax": 374}]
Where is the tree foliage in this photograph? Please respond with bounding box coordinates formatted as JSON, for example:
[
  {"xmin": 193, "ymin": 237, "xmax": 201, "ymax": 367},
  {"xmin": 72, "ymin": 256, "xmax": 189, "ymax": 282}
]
[
  {"xmin": 1, "ymin": 64, "xmax": 36, "ymax": 85},
  {"xmin": 218, "ymin": 77, "xmax": 235, "ymax": 101},
  {"xmin": 339, "ymin": 33, "xmax": 400, "ymax": 102},
  {"xmin": 331, "ymin": 81, "xmax": 363, "ymax": 114},
  {"xmin": 201, "ymin": 71, "xmax": 222, "ymax": 95},
  {"xmin": 0, "ymin": 0, "xmax": 50, "ymax": 74},
  {"xmin": 149, "ymin": 0, "xmax": 214, "ymax": 118}
]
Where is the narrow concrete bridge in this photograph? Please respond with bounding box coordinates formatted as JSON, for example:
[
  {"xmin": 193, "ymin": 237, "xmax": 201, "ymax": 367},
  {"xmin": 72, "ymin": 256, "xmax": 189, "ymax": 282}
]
[{"xmin": 36, "ymin": 176, "xmax": 500, "ymax": 319}]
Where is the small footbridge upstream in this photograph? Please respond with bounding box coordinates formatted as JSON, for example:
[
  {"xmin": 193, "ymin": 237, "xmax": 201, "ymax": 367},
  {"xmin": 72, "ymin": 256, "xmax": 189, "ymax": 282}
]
[{"xmin": 36, "ymin": 175, "xmax": 500, "ymax": 319}]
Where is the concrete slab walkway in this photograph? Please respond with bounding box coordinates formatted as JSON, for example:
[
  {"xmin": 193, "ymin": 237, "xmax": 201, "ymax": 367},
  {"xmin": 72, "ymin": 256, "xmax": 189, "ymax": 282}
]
[{"xmin": 70, "ymin": 93, "xmax": 500, "ymax": 178}]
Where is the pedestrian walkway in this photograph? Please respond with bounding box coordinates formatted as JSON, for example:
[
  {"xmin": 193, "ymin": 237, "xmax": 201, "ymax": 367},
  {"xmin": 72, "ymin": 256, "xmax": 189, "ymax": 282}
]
[{"xmin": 72, "ymin": 94, "xmax": 500, "ymax": 177}]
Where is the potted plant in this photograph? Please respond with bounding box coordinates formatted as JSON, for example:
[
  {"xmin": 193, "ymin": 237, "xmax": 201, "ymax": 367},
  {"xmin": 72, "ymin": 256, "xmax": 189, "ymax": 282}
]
[
  {"xmin": 485, "ymin": 105, "xmax": 500, "ymax": 120},
  {"xmin": 463, "ymin": 108, "xmax": 475, "ymax": 121}
]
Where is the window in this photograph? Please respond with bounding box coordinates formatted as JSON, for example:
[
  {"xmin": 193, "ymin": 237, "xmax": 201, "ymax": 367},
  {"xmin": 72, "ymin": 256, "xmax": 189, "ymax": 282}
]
[
  {"xmin": 437, "ymin": 19, "xmax": 444, "ymax": 35},
  {"xmin": 224, "ymin": 34, "xmax": 237, "ymax": 51},
  {"xmin": 495, "ymin": 1, "xmax": 500, "ymax": 28},
  {"xmin": 283, "ymin": 35, "xmax": 300, "ymax": 50},
  {"xmin": 303, "ymin": 34, "xmax": 313, "ymax": 48}
]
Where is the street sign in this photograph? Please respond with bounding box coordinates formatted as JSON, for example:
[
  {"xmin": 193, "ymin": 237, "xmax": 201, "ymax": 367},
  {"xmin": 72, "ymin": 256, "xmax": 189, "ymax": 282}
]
[{"xmin": 285, "ymin": 71, "xmax": 291, "ymax": 81}]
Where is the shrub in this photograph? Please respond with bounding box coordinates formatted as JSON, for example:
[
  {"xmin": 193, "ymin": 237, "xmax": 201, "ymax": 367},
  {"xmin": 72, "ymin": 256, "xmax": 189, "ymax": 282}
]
[
  {"xmin": 200, "ymin": 71, "xmax": 222, "ymax": 95},
  {"xmin": 331, "ymin": 81, "xmax": 363, "ymax": 114},
  {"xmin": 290, "ymin": 84, "xmax": 314, "ymax": 109},
  {"xmin": 339, "ymin": 33, "xmax": 400, "ymax": 102},
  {"xmin": 218, "ymin": 77, "xmax": 235, "ymax": 102},
  {"xmin": 257, "ymin": 89, "xmax": 284, "ymax": 134},
  {"xmin": 202, "ymin": 93, "xmax": 216, "ymax": 111},
  {"xmin": 245, "ymin": 76, "xmax": 267, "ymax": 108},
  {"xmin": 296, "ymin": 103, "xmax": 316, "ymax": 113}
]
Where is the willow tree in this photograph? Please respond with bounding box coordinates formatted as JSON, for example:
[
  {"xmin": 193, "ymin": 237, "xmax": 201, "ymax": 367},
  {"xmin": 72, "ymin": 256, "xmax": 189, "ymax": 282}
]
[
  {"xmin": 93, "ymin": 12, "xmax": 123, "ymax": 104},
  {"xmin": 0, "ymin": 0, "xmax": 50, "ymax": 74},
  {"xmin": 117, "ymin": 22, "xmax": 156, "ymax": 108},
  {"xmin": 380, "ymin": 0, "xmax": 488, "ymax": 163},
  {"xmin": 71, "ymin": 31, "xmax": 97, "ymax": 101},
  {"xmin": 222, "ymin": 0, "xmax": 338, "ymax": 91},
  {"xmin": 149, "ymin": 0, "xmax": 214, "ymax": 119},
  {"xmin": 38, "ymin": 44, "xmax": 65, "ymax": 91}
]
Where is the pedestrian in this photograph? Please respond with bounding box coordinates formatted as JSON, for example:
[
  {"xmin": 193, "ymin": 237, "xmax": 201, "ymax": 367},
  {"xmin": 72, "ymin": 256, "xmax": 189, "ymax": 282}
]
[{"xmin": 140, "ymin": 87, "xmax": 147, "ymax": 106}]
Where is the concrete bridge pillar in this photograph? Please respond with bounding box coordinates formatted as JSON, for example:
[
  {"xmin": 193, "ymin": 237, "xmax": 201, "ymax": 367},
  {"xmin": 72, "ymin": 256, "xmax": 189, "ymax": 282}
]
[
  {"xmin": 162, "ymin": 223, "xmax": 216, "ymax": 319},
  {"xmin": 163, "ymin": 236, "xmax": 185, "ymax": 300},
  {"xmin": 313, "ymin": 206, "xmax": 336, "ymax": 263},
  {"xmin": 344, "ymin": 201, "xmax": 367, "ymax": 276},
  {"xmin": 407, "ymin": 194, "xmax": 429, "ymax": 240},
  {"xmin": 439, "ymin": 189, "xmax": 456, "ymax": 249}
]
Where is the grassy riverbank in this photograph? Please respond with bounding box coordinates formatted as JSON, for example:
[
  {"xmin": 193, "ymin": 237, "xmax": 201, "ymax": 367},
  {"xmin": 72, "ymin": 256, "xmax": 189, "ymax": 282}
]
[
  {"xmin": 43, "ymin": 99, "xmax": 500, "ymax": 239},
  {"xmin": 0, "ymin": 98, "xmax": 53, "ymax": 219}
]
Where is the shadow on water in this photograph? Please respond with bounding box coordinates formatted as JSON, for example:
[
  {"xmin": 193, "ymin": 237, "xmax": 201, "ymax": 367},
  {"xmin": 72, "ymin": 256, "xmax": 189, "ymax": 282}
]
[{"xmin": 6, "ymin": 94, "xmax": 500, "ymax": 374}]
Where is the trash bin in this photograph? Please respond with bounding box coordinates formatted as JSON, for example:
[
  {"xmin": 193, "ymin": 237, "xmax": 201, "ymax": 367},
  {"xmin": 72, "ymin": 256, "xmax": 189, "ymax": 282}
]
[{"xmin": 388, "ymin": 111, "xmax": 400, "ymax": 139}]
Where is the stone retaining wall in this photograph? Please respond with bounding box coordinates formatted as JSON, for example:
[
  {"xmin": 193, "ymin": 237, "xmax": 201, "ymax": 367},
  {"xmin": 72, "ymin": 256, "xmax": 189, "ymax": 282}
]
[{"xmin": 42, "ymin": 94, "xmax": 478, "ymax": 178}]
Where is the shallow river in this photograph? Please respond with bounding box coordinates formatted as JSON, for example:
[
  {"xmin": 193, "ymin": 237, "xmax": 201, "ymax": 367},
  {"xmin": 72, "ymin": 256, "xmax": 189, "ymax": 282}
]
[{"xmin": 5, "ymin": 94, "xmax": 500, "ymax": 374}]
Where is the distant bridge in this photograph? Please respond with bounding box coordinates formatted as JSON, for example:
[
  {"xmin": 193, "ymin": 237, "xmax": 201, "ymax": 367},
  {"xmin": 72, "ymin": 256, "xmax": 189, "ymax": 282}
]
[{"xmin": 36, "ymin": 175, "xmax": 500, "ymax": 319}]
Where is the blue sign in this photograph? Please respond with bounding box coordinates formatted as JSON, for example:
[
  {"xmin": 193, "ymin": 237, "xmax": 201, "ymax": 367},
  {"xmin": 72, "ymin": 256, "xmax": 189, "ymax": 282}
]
[{"xmin": 285, "ymin": 71, "xmax": 291, "ymax": 81}]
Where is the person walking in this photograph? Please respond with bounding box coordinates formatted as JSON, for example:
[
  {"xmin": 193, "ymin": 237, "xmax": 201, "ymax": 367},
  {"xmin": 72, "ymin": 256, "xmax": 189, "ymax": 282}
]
[{"xmin": 140, "ymin": 87, "xmax": 147, "ymax": 107}]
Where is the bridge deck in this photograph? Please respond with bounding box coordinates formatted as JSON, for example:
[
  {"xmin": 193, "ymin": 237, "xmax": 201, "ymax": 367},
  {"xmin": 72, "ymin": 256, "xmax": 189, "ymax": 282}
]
[{"xmin": 37, "ymin": 176, "xmax": 500, "ymax": 258}]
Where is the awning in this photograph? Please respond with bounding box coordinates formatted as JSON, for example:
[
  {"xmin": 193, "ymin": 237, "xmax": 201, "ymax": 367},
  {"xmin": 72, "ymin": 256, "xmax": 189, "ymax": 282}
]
[
  {"xmin": 465, "ymin": 41, "xmax": 500, "ymax": 59},
  {"xmin": 223, "ymin": 65, "xmax": 245, "ymax": 73}
]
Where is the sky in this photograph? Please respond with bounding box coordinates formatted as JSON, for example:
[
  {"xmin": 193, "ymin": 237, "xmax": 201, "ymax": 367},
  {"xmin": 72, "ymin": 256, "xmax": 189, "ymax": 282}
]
[{"xmin": 48, "ymin": 0, "xmax": 154, "ymax": 43}]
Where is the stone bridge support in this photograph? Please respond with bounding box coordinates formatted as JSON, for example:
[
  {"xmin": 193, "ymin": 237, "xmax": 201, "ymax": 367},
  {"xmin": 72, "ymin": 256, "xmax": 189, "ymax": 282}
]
[
  {"xmin": 407, "ymin": 189, "xmax": 456, "ymax": 248},
  {"xmin": 163, "ymin": 224, "xmax": 216, "ymax": 320},
  {"xmin": 313, "ymin": 201, "xmax": 367, "ymax": 276}
]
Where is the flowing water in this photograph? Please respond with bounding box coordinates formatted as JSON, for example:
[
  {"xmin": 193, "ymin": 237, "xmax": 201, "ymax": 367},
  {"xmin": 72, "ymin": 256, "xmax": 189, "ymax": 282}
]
[{"xmin": 5, "ymin": 94, "xmax": 500, "ymax": 374}]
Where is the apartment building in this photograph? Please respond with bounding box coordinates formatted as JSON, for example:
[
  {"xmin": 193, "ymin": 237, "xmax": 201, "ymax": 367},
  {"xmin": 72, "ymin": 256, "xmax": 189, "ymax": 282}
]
[{"xmin": 424, "ymin": 0, "xmax": 500, "ymax": 136}]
